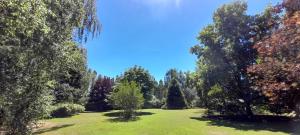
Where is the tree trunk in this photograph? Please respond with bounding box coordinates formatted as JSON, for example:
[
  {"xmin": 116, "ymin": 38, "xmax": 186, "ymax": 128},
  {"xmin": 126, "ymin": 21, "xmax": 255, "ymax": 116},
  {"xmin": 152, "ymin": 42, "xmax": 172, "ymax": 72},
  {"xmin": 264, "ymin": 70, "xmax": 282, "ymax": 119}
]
[
  {"xmin": 245, "ymin": 102, "xmax": 253, "ymax": 116},
  {"xmin": 295, "ymin": 100, "xmax": 300, "ymax": 118}
]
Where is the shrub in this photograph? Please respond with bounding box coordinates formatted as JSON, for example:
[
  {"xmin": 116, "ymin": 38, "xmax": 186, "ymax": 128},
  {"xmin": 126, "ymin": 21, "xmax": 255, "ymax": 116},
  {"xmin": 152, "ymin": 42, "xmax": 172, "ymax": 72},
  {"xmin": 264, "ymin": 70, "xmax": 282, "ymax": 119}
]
[
  {"xmin": 149, "ymin": 96, "xmax": 164, "ymax": 108},
  {"xmin": 50, "ymin": 104, "xmax": 85, "ymax": 118},
  {"xmin": 111, "ymin": 81, "xmax": 144, "ymax": 119}
]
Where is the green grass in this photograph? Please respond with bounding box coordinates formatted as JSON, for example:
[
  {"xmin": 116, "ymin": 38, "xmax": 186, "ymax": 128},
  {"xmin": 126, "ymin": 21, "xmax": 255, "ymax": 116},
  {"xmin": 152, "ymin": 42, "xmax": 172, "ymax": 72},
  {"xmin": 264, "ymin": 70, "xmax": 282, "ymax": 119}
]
[{"xmin": 35, "ymin": 109, "xmax": 299, "ymax": 135}]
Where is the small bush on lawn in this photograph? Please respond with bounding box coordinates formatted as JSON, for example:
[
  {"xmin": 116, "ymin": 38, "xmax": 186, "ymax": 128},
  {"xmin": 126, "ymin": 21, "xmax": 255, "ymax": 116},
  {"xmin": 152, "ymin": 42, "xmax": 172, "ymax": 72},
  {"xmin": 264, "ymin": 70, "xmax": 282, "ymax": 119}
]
[
  {"xmin": 111, "ymin": 81, "xmax": 144, "ymax": 119},
  {"xmin": 51, "ymin": 104, "xmax": 85, "ymax": 118}
]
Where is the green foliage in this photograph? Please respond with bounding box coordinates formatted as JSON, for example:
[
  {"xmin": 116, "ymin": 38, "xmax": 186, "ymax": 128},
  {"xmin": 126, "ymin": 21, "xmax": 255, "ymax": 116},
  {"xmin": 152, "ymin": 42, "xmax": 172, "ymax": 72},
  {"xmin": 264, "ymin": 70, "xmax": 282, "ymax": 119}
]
[
  {"xmin": 149, "ymin": 96, "xmax": 164, "ymax": 108},
  {"xmin": 164, "ymin": 69, "xmax": 199, "ymax": 107},
  {"xmin": 111, "ymin": 81, "xmax": 144, "ymax": 119},
  {"xmin": 166, "ymin": 79, "xmax": 188, "ymax": 109},
  {"xmin": 0, "ymin": 0, "xmax": 100, "ymax": 134},
  {"xmin": 207, "ymin": 84, "xmax": 223, "ymax": 96},
  {"xmin": 53, "ymin": 43, "xmax": 94, "ymax": 106},
  {"xmin": 153, "ymin": 80, "xmax": 166, "ymax": 101},
  {"xmin": 118, "ymin": 66, "xmax": 156, "ymax": 108},
  {"xmin": 50, "ymin": 104, "xmax": 85, "ymax": 118},
  {"xmin": 190, "ymin": 1, "xmax": 280, "ymax": 115}
]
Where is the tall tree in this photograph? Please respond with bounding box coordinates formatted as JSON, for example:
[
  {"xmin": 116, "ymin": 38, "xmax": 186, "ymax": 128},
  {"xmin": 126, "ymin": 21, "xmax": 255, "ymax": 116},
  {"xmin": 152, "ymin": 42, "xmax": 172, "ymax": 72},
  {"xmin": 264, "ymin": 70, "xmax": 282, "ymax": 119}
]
[
  {"xmin": 154, "ymin": 80, "xmax": 167, "ymax": 100},
  {"xmin": 164, "ymin": 69, "xmax": 199, "ymax": 107},
  {"xmin": 248, "ymin": 0, "xmax": 300, "ymax": 116},
  {"xmin": 118, "ymin": 66, "xmax": 156, "ymax": 108},
  {"xmin": 164, "ymin": 69, "xmax": 186, "ymax": 88},
  {"xmin": 191, "ymin": 1, "xmax": 280, "ymax": 115},
  {"xmin": 86, "ymin": 75, "xmax": 114, "ymax": 111},
  {"xmin": 53, "ymin": 44, "xmax": 92, "ymax": 105},
  {"xmin": 166, "ymin": 79, "xmax": 188, "ymax": 109},
  {"xmin": 0, "ymin": 0, "xmax": 100, "ymax": 134}
]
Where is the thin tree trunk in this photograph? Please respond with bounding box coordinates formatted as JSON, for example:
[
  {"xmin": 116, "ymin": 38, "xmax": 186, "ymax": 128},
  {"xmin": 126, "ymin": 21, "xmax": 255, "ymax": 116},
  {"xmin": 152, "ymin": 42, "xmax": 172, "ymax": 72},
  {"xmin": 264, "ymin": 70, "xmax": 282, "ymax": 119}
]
[
  {"xmin": 295, "ymin": 100, "xmax": 300, "ymax": 118},
  {"xmin": 245, "ymin": 102, "xmax": 253, "ymax": 116}
]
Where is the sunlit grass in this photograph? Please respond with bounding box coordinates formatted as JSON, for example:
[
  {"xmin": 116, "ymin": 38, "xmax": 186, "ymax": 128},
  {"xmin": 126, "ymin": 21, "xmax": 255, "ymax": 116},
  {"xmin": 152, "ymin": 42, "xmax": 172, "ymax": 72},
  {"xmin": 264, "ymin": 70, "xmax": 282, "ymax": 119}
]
[{"xmin": 35, "ymin": 109, "xmax": 296, "ymax": 135}]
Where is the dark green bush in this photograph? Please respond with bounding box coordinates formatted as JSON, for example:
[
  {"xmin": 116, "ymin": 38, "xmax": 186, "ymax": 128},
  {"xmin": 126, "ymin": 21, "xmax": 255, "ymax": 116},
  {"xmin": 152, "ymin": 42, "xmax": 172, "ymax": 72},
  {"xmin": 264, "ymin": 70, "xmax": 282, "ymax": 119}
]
[{"xmin": 51, "ymin": 104, "xmax": 85, "ymax": 118}]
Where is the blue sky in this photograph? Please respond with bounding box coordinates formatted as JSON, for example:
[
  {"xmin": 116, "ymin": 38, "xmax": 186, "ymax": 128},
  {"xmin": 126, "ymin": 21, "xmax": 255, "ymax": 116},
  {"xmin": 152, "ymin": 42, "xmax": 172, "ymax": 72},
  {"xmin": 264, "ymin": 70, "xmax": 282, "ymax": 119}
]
[{"xmin": 85, "ymin": 0, "xmax": 281, "ymax": 80}]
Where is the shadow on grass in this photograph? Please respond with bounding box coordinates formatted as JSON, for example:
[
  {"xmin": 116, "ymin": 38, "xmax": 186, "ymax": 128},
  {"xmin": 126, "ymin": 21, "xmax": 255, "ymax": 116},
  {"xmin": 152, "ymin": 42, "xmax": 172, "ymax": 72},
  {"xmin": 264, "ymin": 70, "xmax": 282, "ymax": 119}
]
[
  {"xmin": 104, "ymin": 111, "xmax": 154, "ymax": 123},
  {"xmin": 104, "ymin": 111, "xmax": 154, "ymax": 117},
  {"xmin": 34, "ymin": 124, "xmax": 74, "ymax": 134},
  {"xmin": 191, "ymin": 115, "xmax": 300, "ymax": 134},
  {"xmin": 107, "ymin": 117, "xmax": 141, "ymax": 123}
]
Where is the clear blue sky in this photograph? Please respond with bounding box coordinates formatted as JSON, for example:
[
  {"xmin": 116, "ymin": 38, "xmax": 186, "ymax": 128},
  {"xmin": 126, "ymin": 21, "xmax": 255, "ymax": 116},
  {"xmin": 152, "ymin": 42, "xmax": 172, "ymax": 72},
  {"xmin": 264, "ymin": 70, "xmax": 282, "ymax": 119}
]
[{"xmin": 85, "ymin": 0, "xmax": 281, "ymax": 80}]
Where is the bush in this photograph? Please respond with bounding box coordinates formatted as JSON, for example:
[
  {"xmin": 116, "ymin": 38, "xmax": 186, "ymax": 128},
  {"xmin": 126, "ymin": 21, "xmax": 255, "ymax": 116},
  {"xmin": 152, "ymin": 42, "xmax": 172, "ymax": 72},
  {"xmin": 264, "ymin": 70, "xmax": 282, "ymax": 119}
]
[
  {"xmin": 111, "ymin": 81, "xmax": 144, "ymax": 119},
  {"xmin": 50, "ymin": 104, "xmax": 85, "ymax": 118},
  {"xmin": 149, "ymin": 96, "xmax": 164, "ymax": 108}
]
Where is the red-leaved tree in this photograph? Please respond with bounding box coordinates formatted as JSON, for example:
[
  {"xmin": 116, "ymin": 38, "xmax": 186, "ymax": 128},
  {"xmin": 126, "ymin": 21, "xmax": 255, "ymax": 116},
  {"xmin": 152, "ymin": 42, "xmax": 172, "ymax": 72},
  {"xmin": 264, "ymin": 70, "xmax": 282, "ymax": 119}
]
[{"xmin": 248, "ymin": 0, "xmax": 300, "ymax": 115}]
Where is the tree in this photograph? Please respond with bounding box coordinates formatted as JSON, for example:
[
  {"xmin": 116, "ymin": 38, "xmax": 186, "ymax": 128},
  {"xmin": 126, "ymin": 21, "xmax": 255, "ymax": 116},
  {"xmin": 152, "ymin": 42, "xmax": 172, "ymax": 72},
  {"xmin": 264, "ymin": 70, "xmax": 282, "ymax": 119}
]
[
  {"xmin": 53, "ymin": 44, "xmax": 97, "ymax": 106},
  {"xmin": 164, "ymin": 69, "xmax": 186, "ymax": 88},
  {"xmin": 53, "ymin": 44, "xmax": 92, "ymax": 105},
  {"xmin": 111, "ymin": 81, "xmax": 144, "ymax": 119},
  {"xmin": 154, "ymin": 80, "xmax": 167, "ymax": 100},
  {"xmin": 248, "ymin": 0, "xmax": 300, "ymax": 116},
  {"xmin": 164, "ymin": 69, "xmax": 199, "ymax": 107},
  {"xmin": 86, "ymin": 75, "xmax": 114, "ymax": 111},
  {"xmin": 182, "ymin": 72, "xmax": 199, "ymax": 107},
  {"xmin": 190, "ymin": 1, "xmax": 280, "ymax": 115},
  {"xmin": 166, "ymin": 79, "xmax": 188, "ymax": 109},
  {"xmin": 0, "ymin": 0, "xmax": 100, "ymax": 134},
  {"xmin": 119, "ymin": 66, "xmax": 156, "ymax": 108}
]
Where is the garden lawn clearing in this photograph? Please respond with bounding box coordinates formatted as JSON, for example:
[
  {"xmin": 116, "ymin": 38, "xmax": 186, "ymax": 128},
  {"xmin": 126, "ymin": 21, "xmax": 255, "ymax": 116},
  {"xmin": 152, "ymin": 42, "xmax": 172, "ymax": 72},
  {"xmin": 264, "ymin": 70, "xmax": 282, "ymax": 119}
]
[{"xmin": 35, "ymin": 109, "xmax": 299, "ymax": 135}]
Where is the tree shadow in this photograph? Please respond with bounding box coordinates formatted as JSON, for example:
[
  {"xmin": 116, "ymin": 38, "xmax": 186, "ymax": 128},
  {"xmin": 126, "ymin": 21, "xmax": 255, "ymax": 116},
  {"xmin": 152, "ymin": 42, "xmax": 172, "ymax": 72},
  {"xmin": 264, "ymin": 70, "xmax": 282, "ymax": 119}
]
[
  {"xmin": 34, "ymin": 124, "xmax": 74, "ymax": 134},
  {"xmin": 190, "ymin": 115, "xmax": 300, "ymax": 134},
  {"xmin": 104, "ymin": 111, "xmax": 154, "ymax": 123},
  {"xmin": 107, "ymin": 117, "xmax": 141, "ymax": 123},
  {"xmin": 104, "ymin": 111, "xmax": 154, "ymax": 117}
]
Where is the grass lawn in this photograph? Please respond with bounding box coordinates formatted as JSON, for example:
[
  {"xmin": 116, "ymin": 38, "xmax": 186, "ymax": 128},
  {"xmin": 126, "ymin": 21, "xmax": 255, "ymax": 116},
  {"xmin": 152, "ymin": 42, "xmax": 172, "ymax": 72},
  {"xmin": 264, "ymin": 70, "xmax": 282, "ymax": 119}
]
[{"xmin": 35, "ymin": 109, "xmax": 299, "ymax": 135}]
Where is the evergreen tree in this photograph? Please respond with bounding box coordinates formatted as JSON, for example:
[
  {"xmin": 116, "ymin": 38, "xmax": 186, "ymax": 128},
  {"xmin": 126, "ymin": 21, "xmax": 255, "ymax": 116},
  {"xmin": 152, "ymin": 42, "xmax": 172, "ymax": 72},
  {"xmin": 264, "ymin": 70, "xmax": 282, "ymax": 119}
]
[{"xmin": 166, "ymin": 79, "xmax": 188, "ymax": 109}]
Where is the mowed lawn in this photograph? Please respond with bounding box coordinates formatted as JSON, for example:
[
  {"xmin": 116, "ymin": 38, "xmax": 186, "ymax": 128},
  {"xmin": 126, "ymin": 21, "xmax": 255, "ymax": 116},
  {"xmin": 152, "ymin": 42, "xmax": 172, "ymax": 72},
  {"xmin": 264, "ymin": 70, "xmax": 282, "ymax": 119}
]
[{"xmin": 35, "ymin": 109, "xmax": 299, "ymax": 135}]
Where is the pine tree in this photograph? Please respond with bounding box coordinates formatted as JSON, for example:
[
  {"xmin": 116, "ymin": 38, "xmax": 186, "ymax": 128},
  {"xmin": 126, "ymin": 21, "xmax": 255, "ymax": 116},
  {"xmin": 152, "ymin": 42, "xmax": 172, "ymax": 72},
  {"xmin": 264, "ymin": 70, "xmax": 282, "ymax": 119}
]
[{"xmin": 166, "ymin": 79, "xmax": 188, "ymax": 109}]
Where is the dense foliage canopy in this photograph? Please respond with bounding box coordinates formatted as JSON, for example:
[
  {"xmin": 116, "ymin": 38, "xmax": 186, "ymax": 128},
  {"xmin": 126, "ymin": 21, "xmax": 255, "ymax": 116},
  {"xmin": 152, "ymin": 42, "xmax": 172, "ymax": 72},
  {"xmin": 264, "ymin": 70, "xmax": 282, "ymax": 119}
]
[
  {"xmin": 118, "ymin": 66, "xmax": 156, "ymax": 108},
  {"xmin": 248, "ymin": 0, "xmax": 300, "ymax": 115},
  {"xmin": 0, "ymin": 0, "xmax": 100, "ymax": 134},
  {"xmin": 190, "ymin": 1, "xmax": 281, "ymax": 115}
]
